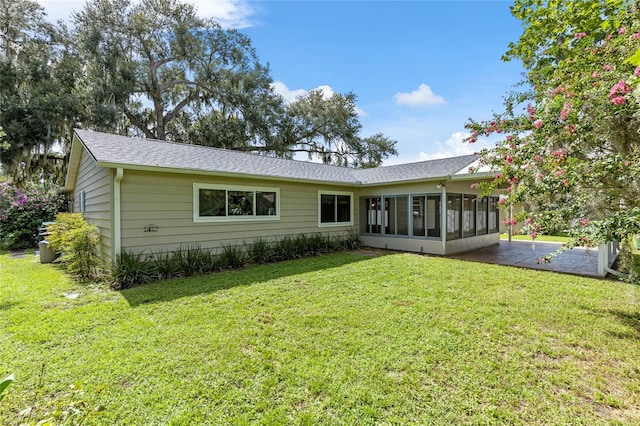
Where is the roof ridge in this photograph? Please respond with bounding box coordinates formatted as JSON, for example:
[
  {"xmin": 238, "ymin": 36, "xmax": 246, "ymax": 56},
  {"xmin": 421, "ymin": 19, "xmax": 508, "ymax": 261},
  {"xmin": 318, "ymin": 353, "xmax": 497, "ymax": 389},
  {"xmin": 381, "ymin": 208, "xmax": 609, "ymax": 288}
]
[{"xmin": 72, "ymin": 129, "xmax": 484, "ymax": 185}]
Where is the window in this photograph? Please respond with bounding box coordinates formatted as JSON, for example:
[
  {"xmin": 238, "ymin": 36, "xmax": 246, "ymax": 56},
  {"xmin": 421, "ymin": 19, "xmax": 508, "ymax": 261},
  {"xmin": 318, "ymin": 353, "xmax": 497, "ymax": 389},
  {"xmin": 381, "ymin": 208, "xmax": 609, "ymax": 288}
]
[
  {"xmin": 194, "ymin": 184, "xmax": 279, "ymax": 222},
  {"xmin": 476, "ymin": 197, "xmax": 488, "ymax": 235},
  {"xmin": 384, "ymin": 195, "xmax": 409, "ymax": 236},
  {"xmin": 412, "ymin": 195, "xmax": 426, "ymax": 237},
  {"xmin": 446, "ymin": 194, "xmax": 462, "ymax": 240},
  {"xmin": 462, "ymin": 195, "xmax": 476, "ymax": 238},
  {"xmin": 319, "ymin": 191, "xmax": 353, "ymax": 226},
  {"xmin": 427, "ymin": 195, "xmax": 441, "ymax": 238},
  {"xmin": 488, "ymin": 196, "xmax": 500, "ymax": 233},
  {"xmin": 360, "ymin": 197, "xmax": 382, "ymax": 234}
]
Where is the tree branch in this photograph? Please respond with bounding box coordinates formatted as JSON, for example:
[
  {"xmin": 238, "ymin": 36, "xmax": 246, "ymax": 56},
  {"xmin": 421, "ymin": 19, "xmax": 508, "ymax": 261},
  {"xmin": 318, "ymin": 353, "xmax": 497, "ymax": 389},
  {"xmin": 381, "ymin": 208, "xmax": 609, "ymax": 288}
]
[{"xmin": 122, "ymin": 104, "xmax": 156, "ymax": 139}]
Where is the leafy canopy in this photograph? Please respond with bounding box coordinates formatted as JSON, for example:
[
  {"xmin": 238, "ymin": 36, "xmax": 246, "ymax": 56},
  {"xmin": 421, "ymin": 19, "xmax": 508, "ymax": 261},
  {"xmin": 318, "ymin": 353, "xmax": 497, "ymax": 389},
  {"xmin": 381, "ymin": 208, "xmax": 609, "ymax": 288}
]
[{"xmin": 466, "ymin": 0, "xmax": 640, "ymax": 274}]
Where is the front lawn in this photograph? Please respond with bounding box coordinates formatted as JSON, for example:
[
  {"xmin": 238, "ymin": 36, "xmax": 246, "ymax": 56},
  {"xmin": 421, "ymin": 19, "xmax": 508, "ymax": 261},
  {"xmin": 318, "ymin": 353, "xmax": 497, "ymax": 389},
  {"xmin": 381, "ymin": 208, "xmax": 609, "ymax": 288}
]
[{"xmin": 1, "ymin": 251, "xmax": 639, "ymax": 424}]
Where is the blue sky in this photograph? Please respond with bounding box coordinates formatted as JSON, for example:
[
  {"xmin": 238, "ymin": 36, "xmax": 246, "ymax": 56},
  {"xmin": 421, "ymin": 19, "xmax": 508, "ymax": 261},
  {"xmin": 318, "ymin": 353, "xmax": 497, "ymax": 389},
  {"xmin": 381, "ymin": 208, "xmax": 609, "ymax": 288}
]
[{"xmin": 42, "ymin": 0, "xmax": 525, "ymax": 165}]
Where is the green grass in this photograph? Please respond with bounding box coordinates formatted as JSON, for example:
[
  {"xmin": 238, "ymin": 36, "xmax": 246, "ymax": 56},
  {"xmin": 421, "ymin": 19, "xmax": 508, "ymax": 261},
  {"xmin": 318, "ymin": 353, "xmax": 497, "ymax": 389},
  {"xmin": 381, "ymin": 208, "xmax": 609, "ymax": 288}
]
[
  {"xmin": 501, "ymin": 233, "xmax": 573, "ymax": 243},
  {"xmin": 1, "ymin": 251, "xmax": 639, "ymax": 424}
]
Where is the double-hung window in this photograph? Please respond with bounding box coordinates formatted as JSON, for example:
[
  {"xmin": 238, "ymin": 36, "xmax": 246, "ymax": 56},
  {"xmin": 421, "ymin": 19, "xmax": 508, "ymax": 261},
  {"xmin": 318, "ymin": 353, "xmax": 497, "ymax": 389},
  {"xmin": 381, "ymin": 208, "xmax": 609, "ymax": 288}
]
[
  {"xmin": 319, "ymin": 191, "xmax": 353, "ymax": 226},
  {"xmin": 194, "ymin": 184, "xmax": 279, "ymax": 222}
]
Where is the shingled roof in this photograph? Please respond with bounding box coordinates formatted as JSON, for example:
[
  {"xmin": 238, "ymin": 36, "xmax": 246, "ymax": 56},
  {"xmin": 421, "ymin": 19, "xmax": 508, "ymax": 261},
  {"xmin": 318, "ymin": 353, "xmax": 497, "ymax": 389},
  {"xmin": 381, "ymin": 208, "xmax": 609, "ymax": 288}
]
[{"xmin": 71, "ymin": 129, "xmax": 480, "ymax": 186}]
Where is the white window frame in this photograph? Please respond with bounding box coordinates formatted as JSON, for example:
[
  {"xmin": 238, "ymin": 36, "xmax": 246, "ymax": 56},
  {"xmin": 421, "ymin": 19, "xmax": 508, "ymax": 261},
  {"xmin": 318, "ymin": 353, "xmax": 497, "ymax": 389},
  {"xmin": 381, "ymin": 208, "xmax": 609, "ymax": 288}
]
[
  {"xmin": 318, "ymin": 190, "xmax": 354, "ymax": 227},
  {"xmin": 78, "ymin": 190, "xmax": 86, "ymax": 213},
  {"xmin": 193, "ymin": 183, "xmax": 280, "ymax": 223}
]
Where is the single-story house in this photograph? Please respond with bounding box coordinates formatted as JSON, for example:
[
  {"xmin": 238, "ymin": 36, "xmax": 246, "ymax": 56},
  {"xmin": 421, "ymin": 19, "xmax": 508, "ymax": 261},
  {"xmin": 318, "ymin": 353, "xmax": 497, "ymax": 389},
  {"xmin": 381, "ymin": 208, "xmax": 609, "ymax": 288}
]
[{"xmin": 65, "ymin": 129, "xmax": 504, "ymax": 261}]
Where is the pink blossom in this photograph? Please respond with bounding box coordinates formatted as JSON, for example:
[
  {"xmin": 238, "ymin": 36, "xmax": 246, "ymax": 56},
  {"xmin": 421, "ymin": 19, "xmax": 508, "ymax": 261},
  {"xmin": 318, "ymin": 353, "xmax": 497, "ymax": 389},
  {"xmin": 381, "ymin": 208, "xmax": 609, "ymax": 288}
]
[
  {"xmin": 536, "ymin": 172, "xmax": 544, "ymax": 179},
  {"xmin": 632, "ymin": 33, "xmax": 640, "ymax": 40},
  {"xmin": 531, "ymin": 231, "xmax": 538, "ymax": 240},
  {"xmin": 506, "ymin": 186, "xmax": 513, "ymax": 193},
  {"xmin": 609, "ymin": 80, "xmax": 631, "ymax": 98},
  {"xmin": 635, "ymin": 66, "xmax": 640, "ymax": 77},
  {"xmin": 560, "ymin": 102, "xmax": 571, "ymax": 121},
  {"xmin": 619, "ymin": 26, "xmax": 627, "ymax": 35},
  {"xmin": 604, "ymin": 64, "xmax": 613, "ymax": 71},
  {"xmin": 498, "ymin": 198, "xmax": 506, "ymax": 205},
  {"xmin": 495, "ymin": 172, "xmax": 503, "ymax": 179},
  {"xmin": 611, "ymin": 96, "xmax": 626, "ymax": 105},
  {"xmin": 506, "ymin": 135, "xmax": 513, "ymax": 142},
  {"xmin": 562, "ymin": 179, "xmax": 568, "ymax": 186},
  {"xmin": 534, "ymin": 155, "xmax": 542, "ymax": 162},
  {"xmin": 624, "ymin": 160, "xmax": 630, "ymax": 167},
  {"xmin": 534, "ymin": 120, "xmax": 542, "ymax": 129},
  {"xmin": 574, "ymin": 32, "xmax": 587, "ymax": 39},
  {"xmin": 526, "ymin": 103, "xmax": 536, "ymax": 118},
  {"xmin": 592, "ymin": 71, "xmax": 599, "ymax": 78},
  {"xmin": 580, "ymin": 217, "xmax": 589, "ymax": 226},
  {"xmin": 505, "ymin": 155, "xmax": 513, "ymax": 165}
]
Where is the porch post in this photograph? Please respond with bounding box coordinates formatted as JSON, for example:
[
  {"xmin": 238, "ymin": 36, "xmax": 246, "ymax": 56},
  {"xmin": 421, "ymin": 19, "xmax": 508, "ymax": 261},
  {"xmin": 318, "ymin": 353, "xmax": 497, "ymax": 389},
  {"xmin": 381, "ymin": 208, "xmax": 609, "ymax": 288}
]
[{"xmin": 441, "ymin": 185, "xmax": 447, "ymax": 253}]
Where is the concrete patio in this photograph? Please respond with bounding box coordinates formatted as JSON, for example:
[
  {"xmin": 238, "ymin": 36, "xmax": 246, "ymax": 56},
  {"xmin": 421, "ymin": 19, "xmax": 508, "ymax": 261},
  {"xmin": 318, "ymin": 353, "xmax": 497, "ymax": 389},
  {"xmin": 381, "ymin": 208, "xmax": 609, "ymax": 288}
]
[{"xmin": 451, "ymin": 240, "xmax": 603, "ymax": 278}]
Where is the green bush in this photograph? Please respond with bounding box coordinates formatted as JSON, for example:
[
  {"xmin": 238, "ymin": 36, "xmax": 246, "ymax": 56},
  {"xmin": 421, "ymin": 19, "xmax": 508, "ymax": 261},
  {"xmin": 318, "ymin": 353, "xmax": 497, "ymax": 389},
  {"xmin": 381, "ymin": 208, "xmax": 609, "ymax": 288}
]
[
  {"xmin": 0, "ymin": 181, "xmax": 66, "ymax": 249},
  {"xmin": 48, "ymin": 213, "xmax": 102, "ymax": 278},
  {"xmin": 110, "ymin": 232, "xmax": 361, "ymax": 288},
  {"xmin": 220, "ymin": 243, "xmax": 247, "ymax": 269},
  {"xmin": 247, "ymin": 237, "xmax": 272, "ymax": 264},
  {"xmin": 111, "ymin": 251, "xmax": 155, "ymax": 289},
  {"xmin": 173, "ymin": 245, "xmax": 210, "ymax": 276},
  {"xmin": 150, "ymin": 250, "xmax": 181, "ymax": 280}
]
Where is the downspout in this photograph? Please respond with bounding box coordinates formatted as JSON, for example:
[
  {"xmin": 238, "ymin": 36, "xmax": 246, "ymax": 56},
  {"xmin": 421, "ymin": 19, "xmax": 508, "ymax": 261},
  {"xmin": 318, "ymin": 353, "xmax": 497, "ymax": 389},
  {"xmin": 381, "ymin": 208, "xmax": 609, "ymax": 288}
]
[{"xmin": 114, "ymin": 168, "xmax": 124, "ymax": 258}]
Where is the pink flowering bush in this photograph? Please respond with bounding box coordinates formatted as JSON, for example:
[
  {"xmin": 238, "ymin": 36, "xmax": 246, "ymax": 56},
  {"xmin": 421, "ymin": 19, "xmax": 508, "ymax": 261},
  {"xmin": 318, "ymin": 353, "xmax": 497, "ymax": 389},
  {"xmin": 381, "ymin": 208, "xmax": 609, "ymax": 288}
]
[
  {"xmin": 0, "ymin": 180, "xmax": 66, "ymax": 249},
  {"xmin": 463, "ymin": 0, "xmax": 640, "ymax": 277}
]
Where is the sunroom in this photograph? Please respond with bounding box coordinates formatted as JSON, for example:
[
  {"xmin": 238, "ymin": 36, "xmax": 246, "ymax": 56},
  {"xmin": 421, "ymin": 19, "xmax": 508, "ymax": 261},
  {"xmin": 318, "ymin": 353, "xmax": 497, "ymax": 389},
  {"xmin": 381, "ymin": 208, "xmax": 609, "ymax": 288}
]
[{"xmin": 358, "ymin": 180, "xmax": 502, "ymax": 255}]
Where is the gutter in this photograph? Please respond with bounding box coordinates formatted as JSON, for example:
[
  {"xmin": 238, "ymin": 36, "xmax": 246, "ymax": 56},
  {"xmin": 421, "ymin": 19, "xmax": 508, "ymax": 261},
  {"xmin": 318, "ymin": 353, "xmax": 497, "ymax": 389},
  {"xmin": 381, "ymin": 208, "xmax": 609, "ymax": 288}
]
[{"xmin": 114, "ymin": 168, "xmax": 124, "ymax": 258}]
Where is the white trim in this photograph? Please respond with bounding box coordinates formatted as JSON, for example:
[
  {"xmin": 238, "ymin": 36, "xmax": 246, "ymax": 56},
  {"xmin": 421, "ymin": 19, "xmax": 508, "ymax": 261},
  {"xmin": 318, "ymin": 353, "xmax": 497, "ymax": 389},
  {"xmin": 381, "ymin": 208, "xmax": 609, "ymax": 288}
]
[
  {"xmin": 193, "ymin": 183, "xmax": 280, "ymax": 223},
  {"xmin": 317, "ymin": 190, "xmax": 354, "ymax": 227}
]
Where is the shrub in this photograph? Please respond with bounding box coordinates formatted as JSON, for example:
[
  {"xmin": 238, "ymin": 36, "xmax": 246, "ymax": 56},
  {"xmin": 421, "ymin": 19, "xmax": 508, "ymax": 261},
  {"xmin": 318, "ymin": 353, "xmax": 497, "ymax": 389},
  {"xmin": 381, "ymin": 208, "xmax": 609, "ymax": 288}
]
[
  {"xmin": 220, "ymin": 243, "xmax": 246, "ymax": 269},
  {"xmin": 273, "ymin": 235, "xmax": 298, "ymax": 261},
  {"xmin": 0, "ymin": 181, "xmax": 66, "ymax": 249},
  {"xmin": 111, "ymin": 250, "xmax": 155, "ymax": 289},
  {"xmin": 149, "ymin": 250, "xmax": 181, "ymax": 280},
  {"xmin": 247, "ymin": 237, "xmax": 272, "ymax": 264},
  {"xmin": 172, "ymin": 245, "xmax": 210, "ymax": 276},
  {"xmin": 47, "ymin": 213, "xmax": 101, "ymax": 278},
  {"xmin": 109, "ymin": 232, "xmax": 361, "ymax": 287}
]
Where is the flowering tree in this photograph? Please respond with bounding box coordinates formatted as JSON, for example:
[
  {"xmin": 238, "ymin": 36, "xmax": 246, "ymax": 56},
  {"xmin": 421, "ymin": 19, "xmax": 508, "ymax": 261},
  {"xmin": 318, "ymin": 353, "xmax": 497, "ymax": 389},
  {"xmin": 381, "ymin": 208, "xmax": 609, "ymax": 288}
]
[
  {"xmin": 466, "ymin": 0, "xmax": 640, "ymax": 276},
  {"xmin": 0, "ymin": 180, "xmax": 66, "ymax": 249}
]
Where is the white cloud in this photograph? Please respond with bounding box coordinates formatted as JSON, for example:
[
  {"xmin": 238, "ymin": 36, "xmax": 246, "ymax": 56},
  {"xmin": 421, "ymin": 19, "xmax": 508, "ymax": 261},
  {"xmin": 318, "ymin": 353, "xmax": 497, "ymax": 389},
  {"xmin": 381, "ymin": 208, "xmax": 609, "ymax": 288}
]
[
  {"xmin": 39, "ymin": 0, "xmax": 256, "ymax": 28},
  {"xmin": 417, "ymin": 131, "xmax": 475, "ymax": 160},
  {"xmin": 394, "ymin": 83, "xmax": 445, "ymax": 106},
  {"xmin": 271, "ymin": 81, "xmax": 308, "ymax": 103},
  {"xmin": 382, "ymin": 131, "xmax": 489, "ymax": 166},
  {"xmin": 190, "ymin": 0, "xmax": 255, "ymax": 28},
  {"xmin": 270, "ymin": 81, "xmax": 368, "ymax": 117}
]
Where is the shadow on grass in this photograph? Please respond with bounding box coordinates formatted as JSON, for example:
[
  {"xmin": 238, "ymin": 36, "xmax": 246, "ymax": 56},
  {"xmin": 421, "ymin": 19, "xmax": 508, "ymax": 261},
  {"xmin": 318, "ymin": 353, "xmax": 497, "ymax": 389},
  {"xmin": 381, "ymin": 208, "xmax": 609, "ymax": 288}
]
[
  {"xmin": 120, "ymin": 251, "xmax": 387, "ymax": 307},
  {"xmin": 606, "ymin": 309, "xmax": 640, "ymax": 340},
  {"xmin": 0, "ymin": 301, "xmax": 18, "ymax": 311}
]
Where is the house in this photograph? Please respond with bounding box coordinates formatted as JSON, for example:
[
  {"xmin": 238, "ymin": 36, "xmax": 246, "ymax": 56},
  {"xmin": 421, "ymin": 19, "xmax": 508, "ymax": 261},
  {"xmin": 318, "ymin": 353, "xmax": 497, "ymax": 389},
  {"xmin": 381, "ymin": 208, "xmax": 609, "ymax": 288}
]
[{"xmin": 64, "ymin": 129, "xmax": 503, "ymax": 261}]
